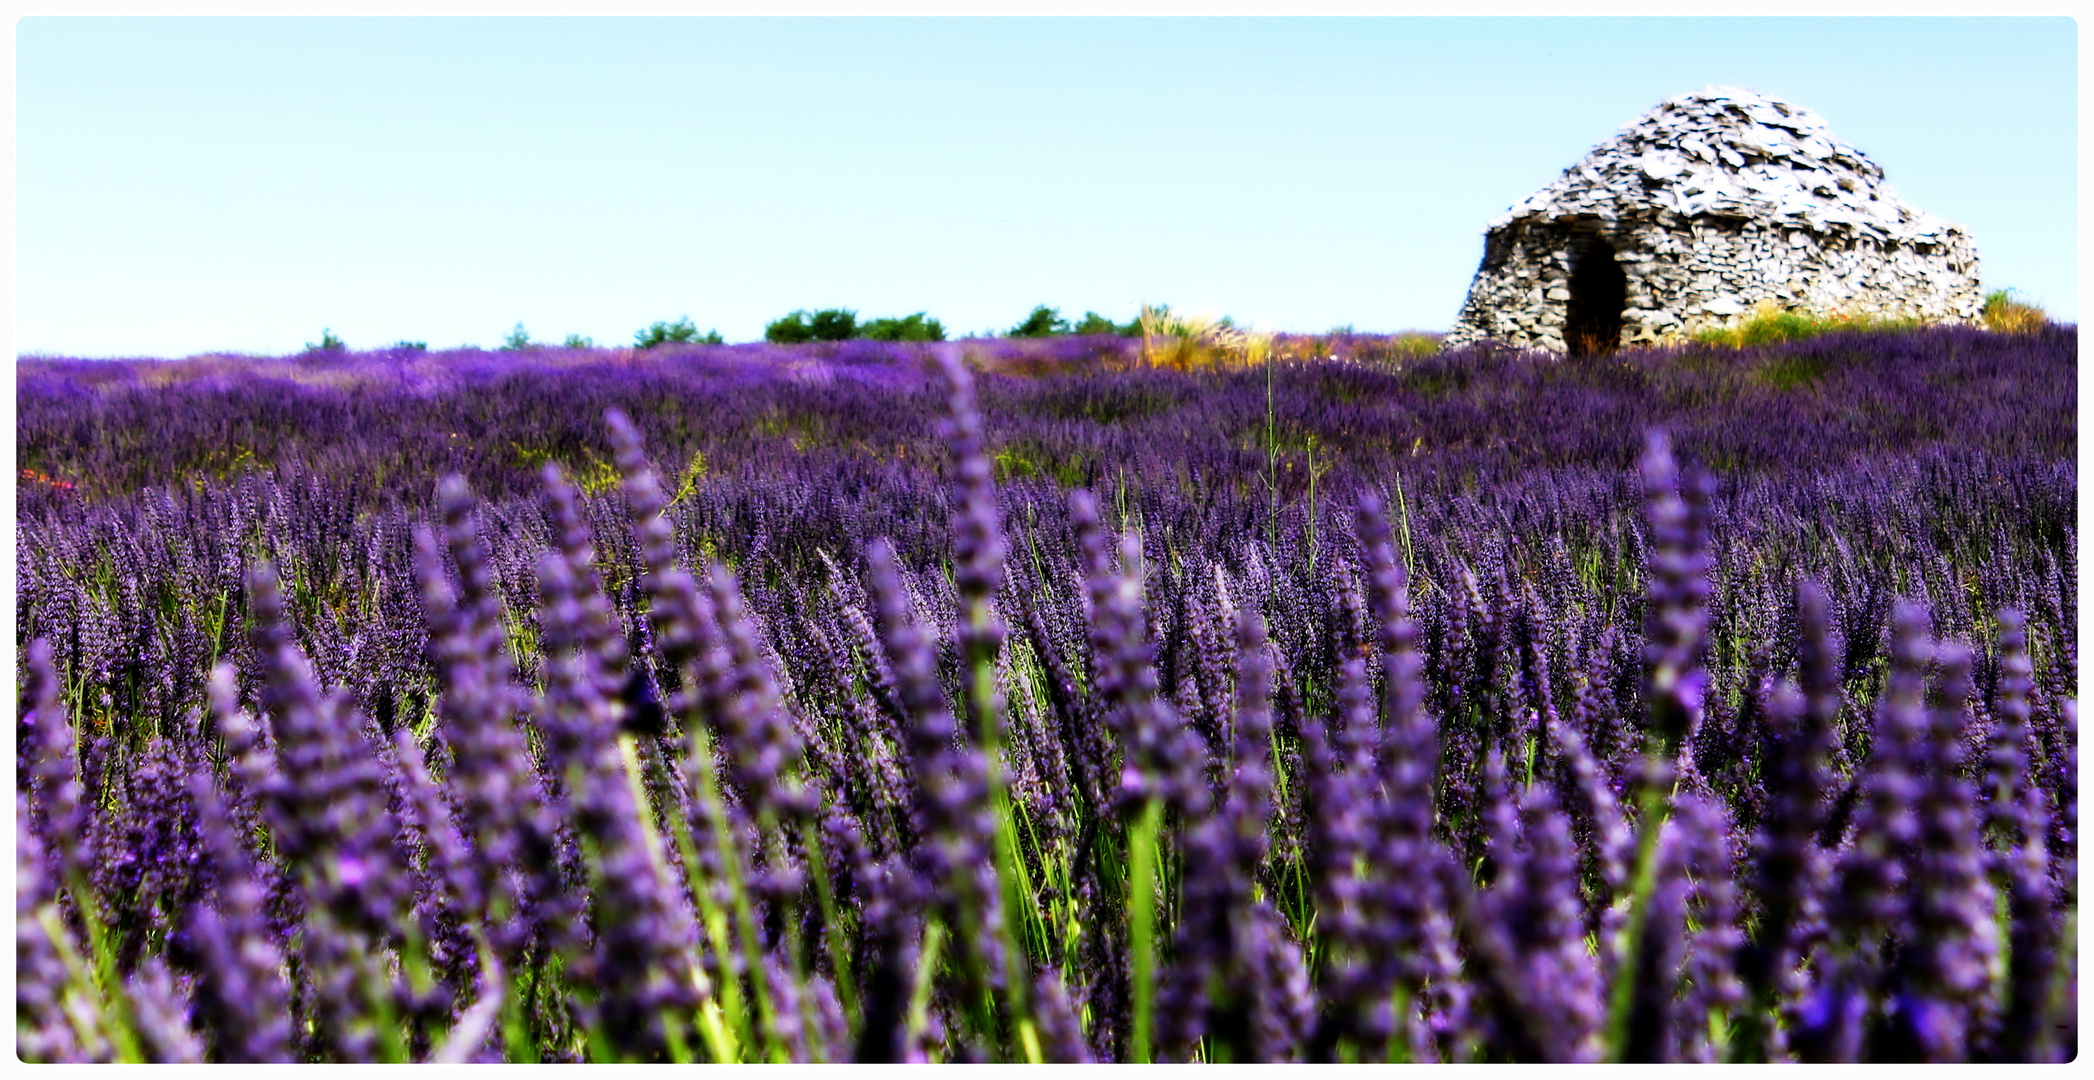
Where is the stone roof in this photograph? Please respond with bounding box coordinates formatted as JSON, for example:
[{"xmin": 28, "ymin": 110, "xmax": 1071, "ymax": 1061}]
[{"xmin": 1488, "ymin": 86, "xmax": 1958, "ymax": 246}]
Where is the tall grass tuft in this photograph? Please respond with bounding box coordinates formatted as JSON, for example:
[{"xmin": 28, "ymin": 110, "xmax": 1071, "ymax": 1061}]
[
  {"xmin": 1982, "ymin": 289, "xmax": 2049, "ymax": 335},
  {"xmin": 1690, "ymin": 300, "xmax": 1923, "ymax": 349}
]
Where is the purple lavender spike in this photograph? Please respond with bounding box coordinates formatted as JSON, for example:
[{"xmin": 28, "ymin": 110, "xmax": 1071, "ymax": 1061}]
[
  {"xmin": 245, "ymin": 560, "xmax": 414, "ymax": 1060},
  {"xmin": 1156, "ymin": 609, "xmax": 1282, "ymax": 1062},
  {"xmin": 1071, "ymin": 489, "xmax": 1204, "ymax": 818},
  {"xmin": 1797, "ymin": 602, "xmax": 1933, "ymax": 1062},
  {"xmin": 1494, "ymin": 781, "xmax": 1605, "ymax": 1061},
  {"xmin": 1356, "ymin": 496, "xmax": 1434, "ymax": 842},
  {"xmin": 1983, "ymin": 608, "xmax": 2065, "ymax": 1062},
  {"xmin": 703, "ymin": 561, "xmax": 815, "ymax": 824},
  {"xmin": 183, "ymin": 767, "xmax": 295, "ymax": 1063},
  {"xmin": 1638, "ymin": 431, "xmax": 1710, "ymax": 759},
  {"xmin": 865, "ymin": 536, "xmax": 1008, "ymax": 1048},
  {"xmin": 23, "ymin": 638, "xmax": 97, "ymax": 891},
  {"xmin": 127, "ymin": 955, "xmax": 204, "ymax": 1063},
  {"xmin": 536, "ymin": 540, "xmax": 702, "ymax": 1059},
  {"xmin": 1299, "ymin": 651, "xmax": 1387, "ymax": 1060},
  {"xmin": 1674, "ymin": 789, "xmax": 1744, "ymax": 1061},
  {"xmin": 1621, "ymin": 812, "xmax": 1691, "ymax": 1063},
  {"xmin": 386, "ymin": 728, "xmax": 483, "ymax": 1003},
  {"xmin": 412, "ymin": 507, "xmax": 575, "ymax": 969},
  {"xmin": 1872, "ymin": 641, "xmax": 1998, "ymax": 1061},
  {"xmin": 932, "ymin": 344, "xmax": 1009, "ymax": 712},
  {"xmin": 17, "ymin": 792, "xmax": 86, "ymax": 1063},
  {"xmin": 1031, "ymin": 965, "xmax": 1094, "ymax": 1062}
]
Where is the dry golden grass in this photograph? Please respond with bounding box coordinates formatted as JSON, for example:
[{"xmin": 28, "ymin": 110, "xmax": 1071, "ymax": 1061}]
[
  {"xmin": 1982, "ymin": 289, "xmax": 2049, "ymax": 335},
  {"xmin": 1136, "ymin": 305, "xmax": 1275, "ymax": 371}
]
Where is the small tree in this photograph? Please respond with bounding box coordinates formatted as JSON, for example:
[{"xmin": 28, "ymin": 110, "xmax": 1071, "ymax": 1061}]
[
  {"xmin": 1070, "ymin": 311, "xmax": 1138, "ymax": 337},
  {"xmin": 634, "ymin": 318, "xmax": 721, "ymax": 349},
  {"xmin": 563, "ymin": 334, "xmax": 596, "ymax": 349},
  {"xmin": 860, "ymin": 312, "xmax": 947, "ymax": 342},
  {"xmin": 808, "ymin": 308, "xmax": 858, "ymax": 342},
  {"xmin": 765, "ymin": 311, "xmax": 815, "ymax": 344},
  {"xmin": 501, "ymin": 323, "xmax": 533, "ymax": 351},
  {"xmin": 305, "ymin": 328, "xmax": 347, "ymax": 353},
  {"xmin": 766, "ymin": 308, "xmax": 857, "ymax": 344},
  {"xmin": 1009, "ymin": 305, "xmax": 1068, "ymax": 338}
]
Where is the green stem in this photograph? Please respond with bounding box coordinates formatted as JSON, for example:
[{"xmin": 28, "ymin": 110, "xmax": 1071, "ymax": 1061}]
[
  {"xmin": 660, "ymin": 756, "xmax": 745, "ymax": 1061},
  {"xmin": 63, "ymin": 882, "xmax": 144, "ymax": 1063},
  {"xmin": 1603, "ymin": 768, "xmax": 1673, "ymax": 1062},
  {"xmin": 684, "ymin": 722, "xmax": 779, "ymax": 1061},
  {"xmin": 905, "ymin": 921, "xmax": 947, "ymax": 1061},
  {"xmin": 616, "ymin": 735, "xmax": 703, "ymax": 1062},
  {"xmin": 1128, "ymin": 796, "xmax": 1165, "ymax": 1064},
  {"xmin": 800, "ymin": 818, "xmax": 860, "ymax": 1040}
]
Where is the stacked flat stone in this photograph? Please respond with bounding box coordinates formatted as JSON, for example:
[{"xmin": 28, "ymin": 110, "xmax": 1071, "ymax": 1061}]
[{"xmin": 1442, "ymin": 86, "xmax": 1982, "ymax": 352}]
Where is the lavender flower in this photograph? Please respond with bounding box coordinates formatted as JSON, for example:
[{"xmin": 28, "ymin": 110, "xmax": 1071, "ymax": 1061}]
[
  {"xmin": 411, "ymin": 512, "xmax": 573, "ymax": 968},
  {"xmin": 1071, "ymin": 489, "xmax": 1203, "ymax": 817},
  {"xmin": 865, "ymin": 536, "xmax": 1009, "ymax": 1049},
  {"xmin": 17, "ymin": 792, "xmax": 85, "ymax": 1064},
  {"xmin": 1798, "ymin": 601, "xmax": 1934, "ymax": 1062},
  {"xmin": 1673, "ymin": 788, "xmax": 1744, "ymax": 1061},
  {"xmin": 1983, "ymin": 608, "xmax": 2065, "ymax": 1062},
  {"xmin": 1620, "ymin": 812, "xmax": 1691, "ymax": 1063},
  {"xmin": 126, "ymin": 955, "xmax": 204, "ymax": 1063},
  {"xmin": 535, "ymin": 536, "xmax": 703, "ymax": 1060},
  {"xmin": 1638, "ymin": 431, "xmax": 1710, "ymax": 759},
  {"xmin": 243, "ymin": 560, "xmax": 414, "ymax": 1060},
  {"xmin": 23, "ymin": 637, "xmax": 95, "ymax": 892},
  {"xmin": 182, "ymin": 767, "xmax": 295, "ymax": 1063},
  {"xmin": 1871, "ymin": 641, "xmax": 1999, "ymax": 1061},
  {"xmin": 1734, "ymin": 584, "xmax": 1842, "ymax": 1060}
]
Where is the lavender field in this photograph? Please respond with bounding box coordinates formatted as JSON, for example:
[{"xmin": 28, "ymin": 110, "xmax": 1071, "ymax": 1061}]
[{"xmin": 14, "ymin": 325, "xmax": 2079, "ymax": 1062}]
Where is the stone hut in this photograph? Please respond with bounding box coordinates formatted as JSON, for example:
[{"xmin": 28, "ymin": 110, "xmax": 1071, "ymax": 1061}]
[{"xmin": 1442, "ymin": 87, "xmax": 1982, "ymax": 355}]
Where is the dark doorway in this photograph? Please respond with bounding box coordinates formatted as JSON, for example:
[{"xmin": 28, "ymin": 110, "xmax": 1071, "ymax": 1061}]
[{"xmin": 1564, "ymin": 235, "xmax": 1627, "ymax": 357}]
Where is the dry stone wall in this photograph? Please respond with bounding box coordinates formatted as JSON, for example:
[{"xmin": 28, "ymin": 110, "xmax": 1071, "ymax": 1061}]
[{"xmin": 1444, "ymin": 87, "xmax": 1982, "ymax": 353}]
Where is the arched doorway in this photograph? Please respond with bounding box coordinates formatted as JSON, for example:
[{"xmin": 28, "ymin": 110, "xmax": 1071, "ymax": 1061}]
[{"xmin": 1564, "ymin": 234, "xmax": 1627, "ymax": 357}]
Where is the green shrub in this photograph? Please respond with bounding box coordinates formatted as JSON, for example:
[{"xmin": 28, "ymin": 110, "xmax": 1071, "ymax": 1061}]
[
  {"xmin": 808, "ymin": 309, "xmax": 857, "ymax": 341},
  {"xmin": 390, "ymin": 340, "xmax": 428, "ymax": 352},
  {"xmin": 562, "ymin": 334, "xmax": 596, "ymax": 349},
  {"xmin": 304, "ymin": 329, "xmax": 346, "ymax": 354},
  {"xmin": 1009, "ymin": 305, "xmax": 1069, "ymax": 338},
  {"xmin": 635, "ymin": 318, "xmax": 723, "ymax": 349},
  {"xmin": 1071, "ymin": 311, "xmax": 1140, "ymax": 336},
  {"xmin": 860, "ymin": 312, "xmax": 946, "ymax": 342},
  {"xmin": 766, "ymin": 309, "xmax": 858, "ymax": 344},
  {"xmin": 501, "ymin": 323, "xmax": 534, "ymax": 352}
]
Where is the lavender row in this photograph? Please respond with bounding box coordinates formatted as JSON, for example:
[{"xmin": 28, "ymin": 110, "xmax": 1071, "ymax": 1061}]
[
  {"xmin": 17, "ymin": 342, "xmax": 2076, "ymax": 1062},
  {"xmin": 18, "ymin": 323, "xmax": 2073, "ymax": 509}
]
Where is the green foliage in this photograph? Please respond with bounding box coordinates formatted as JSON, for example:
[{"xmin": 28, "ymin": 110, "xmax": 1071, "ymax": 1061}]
[
  {"xmin": 1009, "ymin": 306, "xmax": 1069, "ymax": 338},
  {"xmin": 1377, "ymin": 333, "xmax": 1443, "ymax": 362},
  {"xmin": 501, "ymin": 323, "xmax": 534, "ymax": 352},
  {"xmin": 389, "ymin": 340, "xmax": 427, "ymax": 353},
  {"xmin": 305, "ymin": 328, "xmax": 347, "ymax": 354},
  {"xmin": 1756, "ymin": 353, "xmax": 1836, "ymax": 391},
  {"xmin": 765, "ymin": 309, "xmax": 858, "ymax": 344},
  {"xmin": 808, "ymin": 309, "xmax": 857, "ymax": 342},
  {"xmin": 1691, "ymin": 301, "xmax": 1921, "ymax": 350},
  {"xmin": 859, "ymin": 312, "xmax": 947, "ymax": 342},
  {"xmin": 765, "ymin": 313, "xmax": 815, "ymax": 344},
  {"xmin": 1982, "ymin": 289, "xmax": 2048, "ymax": 334},
  {"xmin": 1070, "ymin": 311, "xmax": 1139, "ymax": 336},
  {"xmin": 635, "ymin": 318, "xmax": 723, "ymax": 349},
  {"xmin": 562, "ymin": 334, "xmax": 596, "ymax": 350}
]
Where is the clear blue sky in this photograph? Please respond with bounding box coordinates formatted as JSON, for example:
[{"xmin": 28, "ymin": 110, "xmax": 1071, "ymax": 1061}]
[{"xmin": 15, "ymin": 16, "xmax": 2078, "ymax": 357}]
